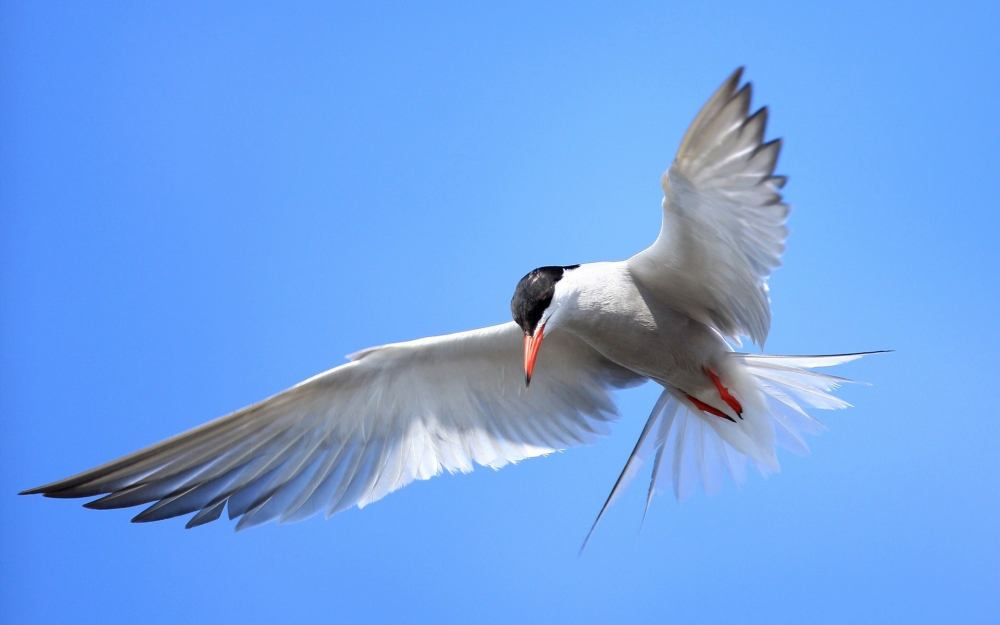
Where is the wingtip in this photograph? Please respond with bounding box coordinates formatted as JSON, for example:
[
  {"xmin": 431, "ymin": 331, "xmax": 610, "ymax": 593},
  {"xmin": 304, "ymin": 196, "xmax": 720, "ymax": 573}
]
[
  {"xmin": 18, "ymin": 484, "xmax": 68, "ymax": 497},
  {"xmin": 720, "ymin": 67, "xmax": 745, "ymax": 99},
  {"xmin": 19, "ymin": 481, "xmax": 58, "ymax": 496}
]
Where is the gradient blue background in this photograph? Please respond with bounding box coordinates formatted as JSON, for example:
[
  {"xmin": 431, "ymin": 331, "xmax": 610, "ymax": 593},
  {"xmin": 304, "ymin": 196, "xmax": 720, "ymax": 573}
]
[{"xmin": 3, "ymin": 2, "xmax": 998, "ymax": 623}]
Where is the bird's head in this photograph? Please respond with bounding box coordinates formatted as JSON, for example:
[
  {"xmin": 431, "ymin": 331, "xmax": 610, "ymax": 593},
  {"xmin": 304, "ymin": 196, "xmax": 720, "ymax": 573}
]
[{"xmin": 510, "ymin": 265, "xmax": 579, "ymax": 387}]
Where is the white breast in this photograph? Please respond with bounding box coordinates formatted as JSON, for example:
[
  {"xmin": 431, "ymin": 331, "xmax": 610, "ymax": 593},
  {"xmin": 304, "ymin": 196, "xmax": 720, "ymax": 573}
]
[{"xmin": 551, "ymin": 262, "xmax": 732, "ymax": 393}]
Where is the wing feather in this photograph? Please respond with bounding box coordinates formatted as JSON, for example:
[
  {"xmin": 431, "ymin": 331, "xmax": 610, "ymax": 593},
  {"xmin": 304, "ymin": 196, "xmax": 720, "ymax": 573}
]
[
  {"xmin": 22, "ymin": 322, "xmax": 643, "ymax": 529},
  {"xmin": 629, "ymin": 68, "xmax": 789, "ymax": 346}
]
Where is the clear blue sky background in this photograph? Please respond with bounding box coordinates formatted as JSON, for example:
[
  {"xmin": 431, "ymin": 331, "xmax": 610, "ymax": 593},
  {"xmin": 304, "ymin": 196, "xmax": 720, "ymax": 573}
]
[{"xmin": 2, "ymin": 2, "xmax": 998, "ymax": 623}]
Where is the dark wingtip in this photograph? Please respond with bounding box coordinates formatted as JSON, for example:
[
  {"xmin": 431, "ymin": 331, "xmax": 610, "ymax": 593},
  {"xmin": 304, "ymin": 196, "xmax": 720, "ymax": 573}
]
[{"xmin": 19, "ymin": 475, "xmax": 94, "ymax": 497}]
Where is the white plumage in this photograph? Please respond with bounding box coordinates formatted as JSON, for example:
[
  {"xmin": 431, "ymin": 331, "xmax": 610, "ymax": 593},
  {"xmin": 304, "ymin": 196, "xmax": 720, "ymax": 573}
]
[
  {"xmin": 29, "ymin": 323, "xmax": 641, "ymax": 530},
  {"xmin": 630, "ymin": 69, "xmax": 788, "ymax": 347},
  {"xmin": 23, "ymin": 69, "xmax": 878, "ymax": 544}
]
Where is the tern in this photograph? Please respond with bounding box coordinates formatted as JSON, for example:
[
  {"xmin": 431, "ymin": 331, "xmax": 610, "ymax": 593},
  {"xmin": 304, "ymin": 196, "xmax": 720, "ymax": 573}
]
[{"xmin": 21, "ymin": 69, "xmax": 878, "ymax": 545}]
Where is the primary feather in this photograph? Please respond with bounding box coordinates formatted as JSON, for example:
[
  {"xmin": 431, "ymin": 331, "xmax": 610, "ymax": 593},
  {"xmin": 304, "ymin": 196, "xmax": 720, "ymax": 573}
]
[
  {"xmin": 23, "ymin": 324, "xmax": 642, "ymax": 529},
  {"xmin": 629, "ymin": 67, "xmax": 789, "ymax": 347}
]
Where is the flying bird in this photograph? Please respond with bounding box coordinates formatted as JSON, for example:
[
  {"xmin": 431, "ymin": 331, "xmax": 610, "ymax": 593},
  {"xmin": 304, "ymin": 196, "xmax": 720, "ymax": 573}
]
[{"xmin": 21, "ymin": 69, "xmax": 877, "ymax": 545}]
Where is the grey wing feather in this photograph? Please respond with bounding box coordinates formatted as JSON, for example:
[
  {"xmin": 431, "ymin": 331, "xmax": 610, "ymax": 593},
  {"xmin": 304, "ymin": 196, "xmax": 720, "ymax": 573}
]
[
  {"xmin": 22, "ymin": 323, "xmax": 643, "ymax": 529},
  {"xmin": 629, "ymin": 68, "xmax": 789, "ymax": 346}
]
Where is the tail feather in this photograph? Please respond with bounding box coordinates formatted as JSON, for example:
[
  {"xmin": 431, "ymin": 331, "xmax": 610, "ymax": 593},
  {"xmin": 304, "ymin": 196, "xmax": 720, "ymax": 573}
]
[
  {"xmin": 750, "ymin": 368, "xmax": 853, "ymax": 410},
  {"xmin": 581, "ymin": 352, "xmax": 880, "ymax": 551},
  {"xmin": 739, "ymin": 352, "xmax": 877, "ymax": 369},
  {"xmin": 579, "ymin": 391, "xmax": 671, "ymax": 554},
  {"xmin": 660, "ymin": 352, "xmax": 875, "ymax": 495}
]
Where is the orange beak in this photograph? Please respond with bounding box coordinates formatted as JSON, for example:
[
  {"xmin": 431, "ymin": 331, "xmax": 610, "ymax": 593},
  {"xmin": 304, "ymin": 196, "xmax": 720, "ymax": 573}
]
[{"xmin": 523, "ymin": 324, "xmax": 545, "ymax": 387}]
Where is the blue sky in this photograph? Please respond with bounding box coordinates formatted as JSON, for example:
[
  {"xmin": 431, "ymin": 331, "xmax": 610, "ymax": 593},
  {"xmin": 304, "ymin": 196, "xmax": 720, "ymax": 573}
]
[{"xmin": 2, "ymin": 2, "xmax": 998, "ymax": 623}]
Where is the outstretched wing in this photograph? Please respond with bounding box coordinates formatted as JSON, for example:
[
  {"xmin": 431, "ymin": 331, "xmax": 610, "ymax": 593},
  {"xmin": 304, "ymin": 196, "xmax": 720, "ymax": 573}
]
[
  {"xmin": 629, "ymin": 68, "xmax": 789, "ymax": 347},
  {"xmin": 22, "ymin": 323, "xmax": 643, "ymax": 530}
]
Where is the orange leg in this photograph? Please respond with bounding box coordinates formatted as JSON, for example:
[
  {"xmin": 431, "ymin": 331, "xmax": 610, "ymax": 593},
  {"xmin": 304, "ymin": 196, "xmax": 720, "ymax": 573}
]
[
  {"xmin": 706, "ymin": 368, "xmax": 743, "ymax": 419},
  {"xmin": 684, "ymin": 393, "xmax": 737, "ymax": 423}
]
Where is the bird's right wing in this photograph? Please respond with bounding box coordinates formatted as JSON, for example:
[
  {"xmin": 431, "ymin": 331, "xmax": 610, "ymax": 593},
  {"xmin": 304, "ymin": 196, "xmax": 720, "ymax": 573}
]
[
  {"xmin": 22, "ymin": 322, "xmax": 643, "ymax": 530},
  {"xmin": 629, "ymin": 68, "xmax": 789, "ymax": 347}
]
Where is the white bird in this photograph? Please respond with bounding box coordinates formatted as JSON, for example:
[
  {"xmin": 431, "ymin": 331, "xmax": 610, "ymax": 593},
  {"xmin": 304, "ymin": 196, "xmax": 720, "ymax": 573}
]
[{"xmin": 21, "ymin": 69, "xmax": 878, "ymax": 545}]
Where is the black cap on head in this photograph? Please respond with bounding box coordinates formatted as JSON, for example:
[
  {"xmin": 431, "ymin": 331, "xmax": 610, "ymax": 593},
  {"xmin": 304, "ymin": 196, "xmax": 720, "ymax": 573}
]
[{"xmin": 510, "ymin": 265, "xmax": 578, "ymax": 336}]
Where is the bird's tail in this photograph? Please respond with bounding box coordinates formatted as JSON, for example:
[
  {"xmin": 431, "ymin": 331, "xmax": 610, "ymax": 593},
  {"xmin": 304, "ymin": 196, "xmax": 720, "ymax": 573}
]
[{"xmin": 581, "ymin": 351, "xmax": 883, "ymax": 552}]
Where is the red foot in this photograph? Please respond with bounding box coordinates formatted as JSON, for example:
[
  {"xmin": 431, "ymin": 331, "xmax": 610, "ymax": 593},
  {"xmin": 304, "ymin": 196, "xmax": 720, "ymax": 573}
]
[
  {"xmin": 706, "ymin": 368, "xmax": 743, "ymax": 418},
  {"xmin": 685, "ymin": 394, "xmax": 736, "ymax": 423}
]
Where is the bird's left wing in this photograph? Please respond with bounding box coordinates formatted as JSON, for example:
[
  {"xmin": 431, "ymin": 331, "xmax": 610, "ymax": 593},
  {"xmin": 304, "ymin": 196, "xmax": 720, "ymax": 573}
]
[
  {"xmin": 628, "ymin": 68, "xmax": 789, "ymax": 347},
  {"xmin": 22, "ymin": 322, "xmax": 643, "ymax": 530}
]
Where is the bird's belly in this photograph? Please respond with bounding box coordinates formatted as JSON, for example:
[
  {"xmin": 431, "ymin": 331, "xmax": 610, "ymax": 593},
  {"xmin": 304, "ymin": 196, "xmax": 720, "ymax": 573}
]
[{"xmin": 566, "ymin": 300, "xmax": 730, "ymax": 393}]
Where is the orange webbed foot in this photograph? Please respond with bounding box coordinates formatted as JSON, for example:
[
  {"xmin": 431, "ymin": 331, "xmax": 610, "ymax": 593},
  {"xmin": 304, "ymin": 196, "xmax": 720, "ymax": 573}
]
[
  {"xmin": 684, "ymin": 393, "xmax": 737, "ymax": 422},
  {"xmin": 706, "ymin": 368, "xmax": 743, "ymax": 419}
]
